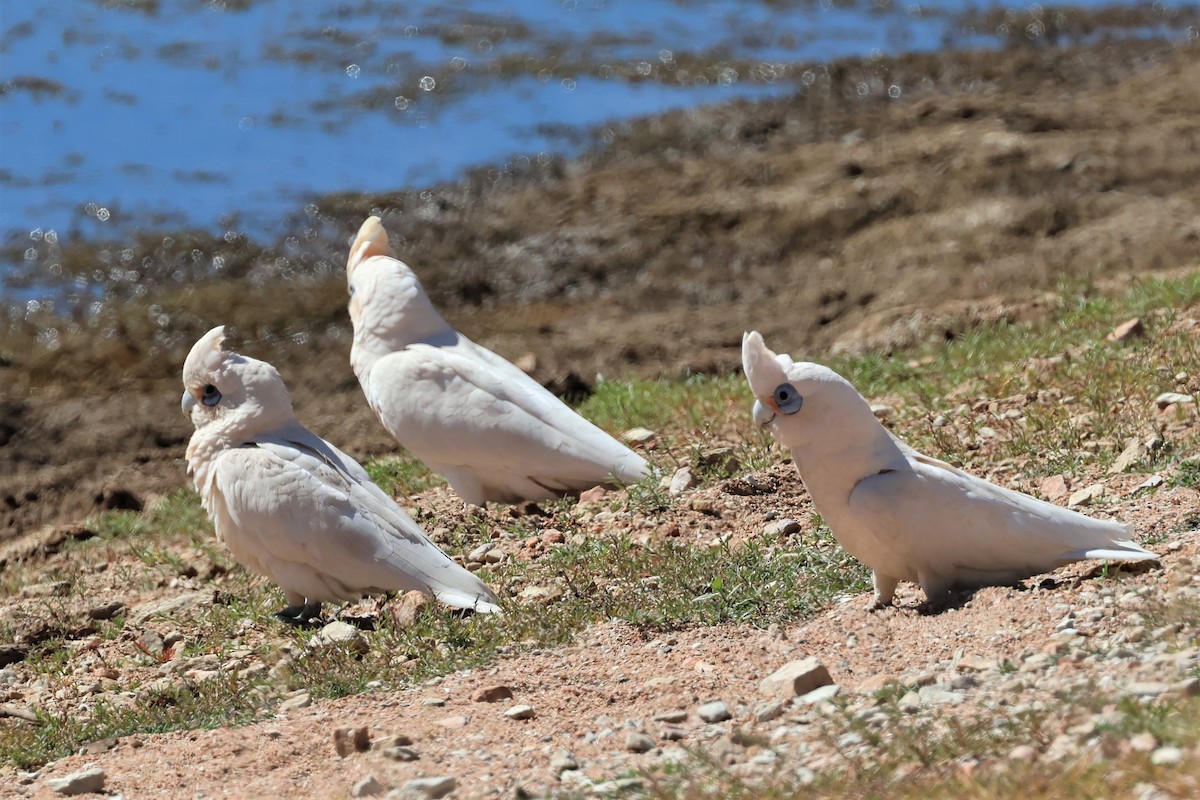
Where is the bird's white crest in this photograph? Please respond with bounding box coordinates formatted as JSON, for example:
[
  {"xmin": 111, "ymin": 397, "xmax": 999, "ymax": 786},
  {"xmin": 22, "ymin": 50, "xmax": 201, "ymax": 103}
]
[
  {"xmin": 746, "ymin": 331, "xmax": 1157, "ymax": 609},
  {"xmin": 741, "ymin": 331, "xmax": 789, "ymax": 399},
  {"xmin": 345, "ymin": 215, "xmax": 651, "ymax": 505},
  {"xmin": 181, "ymin": 325, "xmax": 502, "ymax": 618},
  {"xmin": 183, "ymin": 325, "xmax": 229, "ymax": 384},
  {"xmin": 346, "ymin": 215, "xmax": 396, "ymax": 283}
]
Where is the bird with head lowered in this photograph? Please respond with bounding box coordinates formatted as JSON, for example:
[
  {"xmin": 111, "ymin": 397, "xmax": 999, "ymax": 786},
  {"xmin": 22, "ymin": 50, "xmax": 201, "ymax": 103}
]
[{"xmin": 742, "ymin": 331, "xmax": 1157, "ymax": 610}]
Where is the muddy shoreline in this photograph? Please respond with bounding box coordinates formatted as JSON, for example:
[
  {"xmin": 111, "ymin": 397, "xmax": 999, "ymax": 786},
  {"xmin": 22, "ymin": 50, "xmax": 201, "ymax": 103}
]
[{"xmin": 3, "ymin": 37, "xmax": 1200, "ymax": 538}]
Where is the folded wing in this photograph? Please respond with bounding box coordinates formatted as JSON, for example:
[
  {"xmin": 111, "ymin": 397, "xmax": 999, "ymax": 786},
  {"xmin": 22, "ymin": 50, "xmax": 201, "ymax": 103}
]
[
  {"xmin": 212, "ymin": 427, "xmax": 500, "ymax": 612},
  {"xmin": 848, "ymin": 452, "xmax": 1156, "ymax": 587},
  {"xmin": 363, "ymin": 341, "xmax": 649, "ymax": 500}
]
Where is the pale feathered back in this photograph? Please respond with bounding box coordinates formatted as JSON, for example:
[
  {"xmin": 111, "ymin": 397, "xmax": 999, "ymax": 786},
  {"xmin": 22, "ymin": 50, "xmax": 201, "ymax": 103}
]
[
  {"xmin": 344, "ymin": 215, "xmax": 651, "ymax": 505},
  {"xmin": 743, "ymin": 330, "xmax": 1156, "ymax": 608},
  {"xmin": 181, "ymin": 325, "xmax": 501, "ymax": 616}
]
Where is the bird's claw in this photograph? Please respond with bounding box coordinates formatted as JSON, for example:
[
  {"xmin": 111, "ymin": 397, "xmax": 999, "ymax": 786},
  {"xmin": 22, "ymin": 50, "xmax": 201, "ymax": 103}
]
[{"xmin": 274, "ymin": 602, "xmax": 323, "ymax": 628}]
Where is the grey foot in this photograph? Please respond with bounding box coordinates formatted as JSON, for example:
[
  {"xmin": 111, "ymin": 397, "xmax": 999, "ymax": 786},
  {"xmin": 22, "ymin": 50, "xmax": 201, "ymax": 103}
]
[{"xmin": 274, "ymin": 601, "xmax": 323, "ymax": 627}]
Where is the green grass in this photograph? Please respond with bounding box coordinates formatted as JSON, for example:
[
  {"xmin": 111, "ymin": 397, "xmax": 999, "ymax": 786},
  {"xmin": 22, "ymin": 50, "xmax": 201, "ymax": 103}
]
[{"xmin": 5, "ymin": 272, "xmax": 1200, "ymax": 775}]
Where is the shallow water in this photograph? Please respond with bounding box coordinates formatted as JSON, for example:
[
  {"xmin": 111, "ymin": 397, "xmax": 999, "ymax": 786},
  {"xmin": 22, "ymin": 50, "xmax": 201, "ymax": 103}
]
[{"xmin": 0, "ymin": 0, "xmax": 1196, "ymax": 298}]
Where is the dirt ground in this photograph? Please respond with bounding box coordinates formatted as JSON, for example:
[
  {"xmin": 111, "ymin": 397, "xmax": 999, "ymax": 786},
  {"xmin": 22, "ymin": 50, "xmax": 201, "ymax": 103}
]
[{"xmin": 3, "ymin": 34, "xmax": 1200, "ymax": 799}]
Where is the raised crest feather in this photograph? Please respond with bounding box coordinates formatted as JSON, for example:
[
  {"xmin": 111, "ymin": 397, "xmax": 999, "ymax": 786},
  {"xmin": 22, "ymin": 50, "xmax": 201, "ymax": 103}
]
[
  {"xmin": 183, "ymin": 325, "xmax": 228, "ymax": 381},
  {"xmin": 347, "ymin": 215, "xmax": 397, "ymax": 281},
  {"xmin": 741, "ymin": 331, "xmax": 787, "ymax": 397}
]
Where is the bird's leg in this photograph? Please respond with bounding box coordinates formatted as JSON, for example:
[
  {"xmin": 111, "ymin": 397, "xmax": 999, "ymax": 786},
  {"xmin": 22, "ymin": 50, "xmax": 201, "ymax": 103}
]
[
  {"xmin": 916, "ymin": 571, "xmax": 952, "ymax": 615},
  {"xmin": 868, "ymin": 571, "xmax": 899, "ymax": 611},
  {"xmin": 274, "ymin": 601, "xmax": 323, "ymax": 627}
]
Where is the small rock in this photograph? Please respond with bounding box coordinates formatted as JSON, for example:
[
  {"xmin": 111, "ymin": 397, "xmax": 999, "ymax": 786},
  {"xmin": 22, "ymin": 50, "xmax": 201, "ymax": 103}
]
[
  {"xmin": 1067, "ymin": 483, "xmax": 1106, "ymax": 508},
  {"xmin": 759, "ymin": 657, "xmax": 834, "ymax": 700},
  {"xmin": 797, "ymin": 684, "xmax": 841, "ymax": 705},
  {"xmin": 80, "ymin": 738, "xmax": 117, "ymax": 755},
  {"xmin": 390, "ymin": 591, "xmax": 431, "ymax": 628},
  {"xmin": 1107, "ymin": 318, "xmax": 1144, "ymax": 343},
  {"xmin": 87, "ymin": 601, "xmax": 125, "ymax": 621},
  {"xmin": 279, "ymin": 691, "xmax": 312, "ymax": 712},
  {"xmin": 46, "ymin": 767, "xmax": 105, "ymax": 795},
  {"xmin": 1136, "ymin": 475, "xmax": 1165, "ymax": 490},
  {"xmin": 762, "ymin": 518, "xmax": 801, "ymax": 537},
  {"xmin": 467, "ymin": 543, "xmax": 494, "ymax": 563},
  {"xmin": 697, "ymin": 446, "xmax": 739, "ymax": 474},
  {"xmin": 1038, "ymin": 475, "xmax": 1071, "ymax": 502},
  {"xmin": 624, "ymin": 732, "xmax": 655, "ymax": 753},
  {"xmin": 1129, "ymin": 732, "xmax": 1159, "ymax": 752},
  {"xmin": 381, "ymin": 746, "xmax": 420, "ymax": 762},
  {"xmin": 660, "ymin": 725, "xmax": 687, "ymax": 741},
  {"xmin": 753, "ymin": 699, "xmax": 786, "ymax": 722},
  {"xmin": 870, "ymin": 404, "xmax": 895, "ymax": 419},
  {"xmin": 351, "ymin": 776, "xmax": 385, "ymax": 797},
  {"xmin": 1110, "ymin": 438, "xmax": 1148, "ymax": 475},
  {"xmin": 696, "ymin": 701, "xmax": 731, "ymax": 723},
  {"xmin": 955, "ymin": 654, "xmax": 996, "ymax": 673},
  {"xmin": 398, "ymin": 776, "xmax": 457, "ymax": 798},
  {"xmin": 623, "ymin": 428, "xmax": 657, "ymax": 444},
  {"xmin": 136, "ymin": 630, "xmax": 165, "ymax": 659},
  {"xmin": 577, "ymin": 486, "xmax": 607, "ymax": 505},
  {"xmin": 310, "ymin": 621, "xmax": 368, "ymax": 654},
  {"xmin": 1150, "ymin": 746, "xmax": 1184, "ymax": 766},
  {"xmin": 652, "ymin": 709, "xmax": 688, "ymax": 723},
  {"xmin": 1123, "ymin": 682, "xmax": 1170, "ymax": 698},
  {"xmin": 421, "ymin": 696, "xmax": 446, "ymax": 707},
  {"xmin": 504, "ymin": 704, "xmax": 535, "ymax": 720},
  {"xmin": 334, "ymin": 726, "xmax": 371, "ymax": 757},
  {"xmin": 1155, "ymin": 392, "xmax": 1195, "ymax": 410},
  {"xmin": 518, "ymin": 585, "xmax": 563, "ymax": 605},
  {"xmin": 916, "ymin": 686, "xmax": 961, "ymax": 705},
  {"xmin": 128, "ymin": 591, "xmax": 209, "ymax": 624},
  {"xmin": 472, "ymin": 685, "xmax": 514, "ymax": 703},
  {"xmin": 435, "ymin": 715, "xmax": 469, "ymax": 729},
  {"xmin": 550, "ymin": 751, "xmax": 579, "ymax": 776},
  {"xmin": 668, "ymin": 467, "xmax": 697, "ymax": 496}
]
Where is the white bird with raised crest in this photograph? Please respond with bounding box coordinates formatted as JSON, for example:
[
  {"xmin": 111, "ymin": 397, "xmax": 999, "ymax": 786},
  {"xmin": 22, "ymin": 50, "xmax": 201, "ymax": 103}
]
[
  {"xmin": 182, "ymin": 326, "xmax": 501, "ymax": 624},
  {"xmin": 742, "ymin": 331, "xmax": 1157, "ymax": 609},
  {"xmin": 345, "ymin": 215, "xmax": 650, "ymax": 506}
]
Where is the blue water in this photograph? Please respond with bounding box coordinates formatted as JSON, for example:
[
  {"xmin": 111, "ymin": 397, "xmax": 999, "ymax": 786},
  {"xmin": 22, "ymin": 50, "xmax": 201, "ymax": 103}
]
[{"xmin": 0, "ymin": 1, "xmax": 1195, "ymax": 256}]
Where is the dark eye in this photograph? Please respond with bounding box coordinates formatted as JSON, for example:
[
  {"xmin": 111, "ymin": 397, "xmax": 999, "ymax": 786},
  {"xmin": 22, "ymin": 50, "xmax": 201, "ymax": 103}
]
[
  {"xmin": 201, "ymin": 384, "xmax": 222, "ymax": 407},
  {"xmin": 773, "ymin": 382, "xmax": 803, "ymax": 414},
  {"xmin": 348, "ymin": 283, "xmax": 356, "ymax": 297}
]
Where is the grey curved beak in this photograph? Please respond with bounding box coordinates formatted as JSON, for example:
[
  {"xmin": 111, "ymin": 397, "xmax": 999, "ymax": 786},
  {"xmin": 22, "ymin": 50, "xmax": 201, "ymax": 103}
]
[
  {"xmin": 752, "ymin": 399, "xmax": 775, "ymax": 427},
  {"xmin": 181, "ymin": 391, "xmax": 196, "ymax": 416}
]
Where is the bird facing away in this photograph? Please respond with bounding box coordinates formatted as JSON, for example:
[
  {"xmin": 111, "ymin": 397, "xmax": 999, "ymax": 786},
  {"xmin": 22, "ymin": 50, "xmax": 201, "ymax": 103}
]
[
  {"xmin": 742, "ymin": 331, "xmax": 1157, "ymax": 609},
  {"xmin": 181, "ymin": 326, "xmax": 501, "ymax": 624},
  {"xmin": 345, "ymin": 215, "xmax": 651, "ymax": 506}
]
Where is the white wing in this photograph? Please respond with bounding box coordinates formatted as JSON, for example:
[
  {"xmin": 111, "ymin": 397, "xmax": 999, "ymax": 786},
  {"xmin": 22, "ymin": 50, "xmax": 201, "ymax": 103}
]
[
  {"xmin": 210, "ymin": 424, "xmax": 500, "ymax": 611},
  {"xmin": 362, "ymin": 338, "xmax": 649, "ymax": 503},
  {"xmin": 848, "ymin": 452, "xmax": 1155, "ymax": 588}
]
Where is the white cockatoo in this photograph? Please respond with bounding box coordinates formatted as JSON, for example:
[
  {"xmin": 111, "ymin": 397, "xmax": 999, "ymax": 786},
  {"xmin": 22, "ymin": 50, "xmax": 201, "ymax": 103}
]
[
  {"xmin": 182, "ymin": 326, "xmax": 501, "ymax": 624},
  {"xmin": 344, "ymin": 215, "xmax": 650, "ymax": 506},
  {"xmin": 742, "ymin": 331, "xmax": 1157, "ymax": 609}
]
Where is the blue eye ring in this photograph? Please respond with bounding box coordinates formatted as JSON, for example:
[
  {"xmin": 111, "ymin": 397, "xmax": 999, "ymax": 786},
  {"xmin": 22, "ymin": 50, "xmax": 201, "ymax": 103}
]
[
  {"xmin": 201, "ymin": 384, "xmax": 222, "ymax": 407},
  {"xmin": 773, "ymin": 382, "xmax": 803, "ymax": 414}
]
